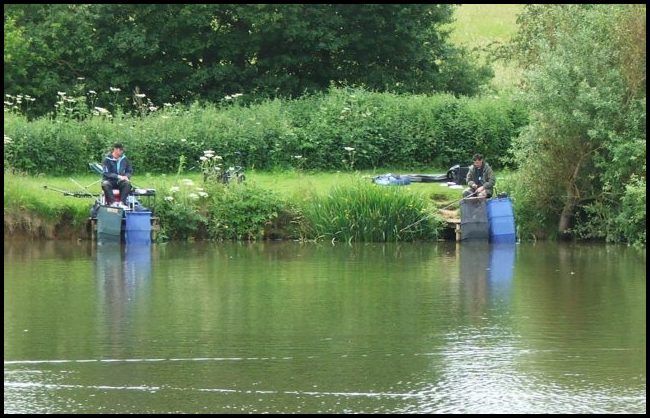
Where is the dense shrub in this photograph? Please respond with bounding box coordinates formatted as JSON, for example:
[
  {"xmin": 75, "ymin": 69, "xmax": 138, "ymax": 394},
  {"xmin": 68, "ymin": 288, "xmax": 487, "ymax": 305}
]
[
  {"xmin": 4, "ymin": 88, "xmax": 528, "ymax": 174},
  {"xmin": 208, "ymin": 183, "xmax": 290, "ymax": 241}
]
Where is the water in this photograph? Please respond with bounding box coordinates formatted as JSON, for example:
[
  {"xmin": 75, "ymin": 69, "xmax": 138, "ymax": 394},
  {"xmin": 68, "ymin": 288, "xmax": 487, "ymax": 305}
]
[{"xmin": 4, "ymin": 240, "xmax": 646, "ymax": 413}]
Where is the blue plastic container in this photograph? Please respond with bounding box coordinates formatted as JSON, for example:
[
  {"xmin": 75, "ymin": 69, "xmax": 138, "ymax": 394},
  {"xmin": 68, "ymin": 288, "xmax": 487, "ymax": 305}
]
[
  {"xmin": 486, "ymin": 198, "xmax": 516, "ymax": 243},
  {"xmin": 125, "ymin": 211, "xmax": 152, "ymax": 244}
]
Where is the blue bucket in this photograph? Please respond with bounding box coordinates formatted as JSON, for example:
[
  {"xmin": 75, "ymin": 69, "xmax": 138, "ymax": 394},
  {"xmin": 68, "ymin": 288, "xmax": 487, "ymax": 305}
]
[
  {"xmin": 487, "ymin": 198, "xmax": 516, "ymax": 243},
  {"xmin": 125, "ymin": 211, "xmax": 152, "ymax": 244}
]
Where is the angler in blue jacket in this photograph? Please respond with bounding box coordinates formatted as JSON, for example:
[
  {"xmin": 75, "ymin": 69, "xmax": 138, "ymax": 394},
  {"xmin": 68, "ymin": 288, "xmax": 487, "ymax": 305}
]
[{"xmin": 102, "ymin": 143, "xmax": 133, "ymax": 207}]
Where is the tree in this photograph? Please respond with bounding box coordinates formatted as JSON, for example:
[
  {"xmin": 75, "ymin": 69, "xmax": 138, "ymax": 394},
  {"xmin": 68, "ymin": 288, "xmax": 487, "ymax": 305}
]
[
  {"xmin": 4, "ymin": 4, "xmax": 492, "ymax": 117},
  {"xmin": 508, "ymin": 4, "xmax": 645, "ymax": 244}
]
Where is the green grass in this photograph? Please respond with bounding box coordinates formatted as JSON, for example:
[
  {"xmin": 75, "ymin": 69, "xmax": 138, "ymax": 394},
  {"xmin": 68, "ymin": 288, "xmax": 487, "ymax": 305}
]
[
  {"xmin": 5, "ymin": 168, "xmax": 466, "ymax": 218},
  {"xmin": 6, "ymin": 168, "xmax": 517, "ymax": 241},
  {"xmin": 450, "ymin": 4, "xmax": 523, "ymax": 46},
  {"xmin": 447, "ymin": 4, "xmax": 524, "ymax": 92},
  {"xmin": 248, "ymin": 168, "xmax": 462, "ymax": 203}
]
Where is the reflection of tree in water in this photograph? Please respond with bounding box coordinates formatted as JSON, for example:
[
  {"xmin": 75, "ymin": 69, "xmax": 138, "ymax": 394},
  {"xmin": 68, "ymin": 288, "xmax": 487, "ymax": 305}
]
[
  {"xmin": 96, "ymin": 243, "xmax": 151, "ymax": 357},
  {"xmin": 513, "ymin": 243, "xmax": 646, "ymax": 388}
]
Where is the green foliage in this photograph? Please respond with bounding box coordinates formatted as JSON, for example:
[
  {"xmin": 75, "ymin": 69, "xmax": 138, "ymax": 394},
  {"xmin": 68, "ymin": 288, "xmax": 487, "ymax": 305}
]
[
  {"xmin": 154, "ymin": 179, "xmax": 210, "ymax": 241},
  {"xmin": 5, "ymin": 170, "xmax": 460, "ymax": 242},
  {"xmin": 508, "ymin": 4, "xmax": 646, "ymax": 245},
  {"xmin": 208, "ymin": 183, "xmax": 288, "ymax": 241},
  {"xmin": 617, "ymin": 176, "xmax": 646, "ymax": 247},
  {"xmin": 5, "ymin": 4, "xmax": 492, "ymax": 118},
  {"xmin": 301, "ymin": 180, "xmax": 442, "ymax": 242},
  {"xmin": 4, "ymin": 88, "xmax": 528, "ymax": 174}
]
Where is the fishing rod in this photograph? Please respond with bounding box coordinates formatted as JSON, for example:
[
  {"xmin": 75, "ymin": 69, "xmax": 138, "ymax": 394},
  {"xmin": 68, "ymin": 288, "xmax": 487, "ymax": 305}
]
[
  {"xmin": 69, "ymin": 177, "xmax": 102, "ymax": 192},
  {"xmin": 398, "ymin": 189, "xmax": 480, "ymax": 233},
  {"xmin": 42, "ymin": 185, "xmax": 96, "ymax": 198}
]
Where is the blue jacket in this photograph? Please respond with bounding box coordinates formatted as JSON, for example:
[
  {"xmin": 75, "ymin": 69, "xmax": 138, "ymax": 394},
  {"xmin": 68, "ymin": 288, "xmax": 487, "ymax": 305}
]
[{"xmin": 102, "ymin": 153, "xmax": 133, "ymax": 182}]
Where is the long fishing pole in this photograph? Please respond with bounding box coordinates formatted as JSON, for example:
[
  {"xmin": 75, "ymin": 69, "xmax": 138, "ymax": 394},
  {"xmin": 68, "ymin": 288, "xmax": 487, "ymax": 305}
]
[
  {"xmin": 398, "ymin": 189, "xmax": 479, "ymax": 233},
  {"xmin": 42, "ymin": 185, "xmax": 95, "ymax": 198}
]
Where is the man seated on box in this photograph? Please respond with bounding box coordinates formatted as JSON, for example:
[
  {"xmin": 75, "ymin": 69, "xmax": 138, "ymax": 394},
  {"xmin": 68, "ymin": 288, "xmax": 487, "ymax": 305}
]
[
  {"xmin": 463, "ymin": 153, "xmax": 495, "ymax": 198},
  {"xmin": 101, "ymin": 142, "xmax": 133, "ymax": 208}
]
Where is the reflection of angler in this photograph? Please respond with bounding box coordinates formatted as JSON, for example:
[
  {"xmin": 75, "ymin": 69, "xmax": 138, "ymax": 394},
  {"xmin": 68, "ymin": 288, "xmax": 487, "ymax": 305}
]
[
  {"xmin": 459, "ymin": 242, "xmax": 516, "ymax": 313},
  {"xmin": 96, "ymin": 243, "xmax": 152, "ymax": 356},
  {"xmin": 96, "ymin": 243, "xmax": 152, "ymax": 303}
]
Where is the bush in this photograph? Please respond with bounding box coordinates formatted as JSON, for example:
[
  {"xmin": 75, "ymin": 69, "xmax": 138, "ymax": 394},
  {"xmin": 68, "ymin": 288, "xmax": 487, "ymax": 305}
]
[
  {"xmin": 154, "ymin": 178, "xmax": 210, "ymax": 241},
  {"xmin": 208, "ymin": 182, "xmax": 289, "ymax": 241},
  {"xmin": 4, "ymin": 88, "xmax": 528, "ymax": 174}
]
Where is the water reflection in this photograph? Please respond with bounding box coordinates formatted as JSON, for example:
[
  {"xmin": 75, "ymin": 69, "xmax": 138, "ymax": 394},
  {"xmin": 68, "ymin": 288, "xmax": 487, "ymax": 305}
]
[
  {"xmin": 4, "ymin": 241, "xmax": 645, "ymax": 413},
  {"xmin": 459, "ymin": 242, "xmax": 516, "ymax": 319},
  {"xmin": 487, "ymin": 243, "xmax": 516, "ymax": 301},
  {"xmin": 96, "ymin": 243, "xmax": 152, "ymax": 356}
]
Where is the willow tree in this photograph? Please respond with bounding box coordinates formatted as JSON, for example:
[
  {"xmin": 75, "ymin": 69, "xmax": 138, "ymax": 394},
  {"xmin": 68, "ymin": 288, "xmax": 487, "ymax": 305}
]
[{"xmin": 508, "ymin": 4, "xmax": 645, "ymax": 244}]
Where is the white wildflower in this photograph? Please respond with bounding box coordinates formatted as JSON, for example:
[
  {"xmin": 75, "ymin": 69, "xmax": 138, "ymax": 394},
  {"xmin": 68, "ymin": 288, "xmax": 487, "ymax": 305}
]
[
  {"xmin": 109, "ymin": 87, "xmax": 121, "ymax": 92},
  {"xmin": 199, "ymin": 156, "xmax": 208, "ymax": 161},
  {"xmin": 88, "ymin": 90, "xmax": 97, "ymax": 95},
  {"xmin": 169, "ymin": 186, "xmax": 180, "ymax": 193},
  {"xmin": 135, "ymin": 93, "xmax": 146, "ymax": 98},
  {"xmin": 188, "ymin": 193, "xmax": 199, "ymax": 200},
  {"xmin": 164, "ymin": 196, "xmax": 174, "ymax": 202},
  {"xmin": 198, "ymin": 191, "xmax": 208, "ymax": 198},
  {"xmin": 344, "ymin": 147, "xmax": 355, "ymax": 152}
]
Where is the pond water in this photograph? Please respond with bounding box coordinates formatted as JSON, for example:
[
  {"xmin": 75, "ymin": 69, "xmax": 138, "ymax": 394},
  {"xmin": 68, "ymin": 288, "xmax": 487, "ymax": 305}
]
[{"xmin": 4, "ymin": 240, "xmax": 646, "ymax": 413}]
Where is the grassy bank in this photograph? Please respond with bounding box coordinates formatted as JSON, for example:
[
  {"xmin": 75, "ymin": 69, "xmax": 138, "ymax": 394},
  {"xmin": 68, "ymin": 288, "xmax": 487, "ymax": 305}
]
[{"xmin": 4, "ymin": 168, "xmax": 473, "ymax": 242}]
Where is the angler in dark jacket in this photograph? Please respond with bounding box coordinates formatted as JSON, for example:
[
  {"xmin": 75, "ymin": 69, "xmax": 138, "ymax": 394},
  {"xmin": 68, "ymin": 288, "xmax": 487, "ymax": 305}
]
[
  {"xmin": 463, "ymin": 153, "xmax": 495, "ymax": 198},
  {"xmin": 102, "ymin": 143, "xmax": 133, "ymax": 206}
]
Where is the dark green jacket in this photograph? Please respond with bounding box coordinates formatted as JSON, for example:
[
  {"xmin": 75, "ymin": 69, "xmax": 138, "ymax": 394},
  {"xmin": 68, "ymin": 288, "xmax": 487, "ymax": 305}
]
[{"xmin": 466, "ymin": 162, "xmax": 495, "ymax": 192}]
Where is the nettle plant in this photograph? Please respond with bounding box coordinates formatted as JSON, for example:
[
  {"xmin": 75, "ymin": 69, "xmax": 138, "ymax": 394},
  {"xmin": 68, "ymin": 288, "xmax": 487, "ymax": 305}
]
[
  {"xmin": 199, "ymin": 149, "xmax": 224, "ymax": 183},
  {"xmin": 156, "ymin": 178, "xmax": 212, "ymax": 240}
]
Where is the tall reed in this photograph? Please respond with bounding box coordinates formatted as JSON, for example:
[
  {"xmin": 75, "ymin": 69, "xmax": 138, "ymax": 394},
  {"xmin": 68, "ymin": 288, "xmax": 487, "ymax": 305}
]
[{"xmin": 301, "ymin": 180, "xmax": 442, "ymax": 242}]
